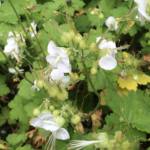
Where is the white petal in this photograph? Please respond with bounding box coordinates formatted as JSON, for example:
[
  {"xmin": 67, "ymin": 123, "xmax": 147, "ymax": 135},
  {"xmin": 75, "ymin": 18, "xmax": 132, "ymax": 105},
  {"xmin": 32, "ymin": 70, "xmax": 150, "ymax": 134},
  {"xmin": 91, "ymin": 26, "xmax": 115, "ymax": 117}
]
[
  {"xmin": 29, "ymin": 112, "xmax": 53, "ymax": 127},
  {"xmin": 47, "ymin": 41, "xmax": 59, "ymax": 55},
  {"xmin": 98, "ymin": 55, "xmax": 117, "ymax": 70},
  {"xmin": 57, "ymin": 62, "xmax": 71, "ymax": 73},
  {"xmin": 98, "ymin": 39, "xmax": 116, "ymax": 50},
  {"xmin": 30, "ymin": 117, "xmax": 43, "ymax": 128},
  {"xmin": 8, "ymin": 68, "xmax": 16, "ymax": 74},
  {"xmin": 135, "ymin": 0, "xmax": 150, "ymax": 21},
  {"xmin": 41, "ymin": 120, "xmax": 60, "ymax": 132},
  {"xmin": 50, "ymin": 69, "xmax": 64, "ymax": 81},
  {"xmin": 46, "ymin": 55, "xmax": 58, "ymax": 67},
  {"xmin": 38, "ymin": 112, "xmax": 53, "ymax": 120},
  {"xmin": 54, "ymin": 128, "xmax": 70, "ymax": 140},
  {"xmin": 30, "ymin": 112, "xmax": 60, "ymax": 132},
  {"xmin": 105, "ymin": 16, "xmax": 118, "ymax": 31}
]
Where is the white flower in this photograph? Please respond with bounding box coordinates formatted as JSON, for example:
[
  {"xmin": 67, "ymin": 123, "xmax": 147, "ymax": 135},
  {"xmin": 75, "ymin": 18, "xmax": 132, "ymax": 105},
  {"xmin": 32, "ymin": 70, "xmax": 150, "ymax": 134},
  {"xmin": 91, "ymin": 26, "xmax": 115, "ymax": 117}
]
[
  {"xmin": 105, "ymin": 16, "xmax": 118, "ymax": 31},
  {"xmin": 134, "ymin": 0, "xmax": 150, "ymax": 22},
  {"xmin": 4, "ymin": 32, "xmax": 20, "ymax": 62},
  {"xmin": 8, "ymin": 67, "xmax": 24, "ymax": 74},
  {"xmin": 96, "ymin": 38, "xmax": 117, "ymax": 70},
  {"xmin": 46, "ymin": 41, "xmax": 71, "ymax": 86},
  {"xmin": 98, "ymin": 55, "xmax": 117, "ymax": 71},
  {"xmin": 30, "ymin": 21, "xmax": 37, "ymax": 38},
  {"xmin": 50, "ymin": 69, "xmax": 70, "ymax": 87},
  {"xmin": 30, "ymin": 112, "xmax": 70, "ymax": 150},
  {"xmin": 97, "ymin": 38, "xmax": 117, "ymax": 54},
  {"xmin": 46, "ymin": 41, "xmax": 71, "ymax": 73}
]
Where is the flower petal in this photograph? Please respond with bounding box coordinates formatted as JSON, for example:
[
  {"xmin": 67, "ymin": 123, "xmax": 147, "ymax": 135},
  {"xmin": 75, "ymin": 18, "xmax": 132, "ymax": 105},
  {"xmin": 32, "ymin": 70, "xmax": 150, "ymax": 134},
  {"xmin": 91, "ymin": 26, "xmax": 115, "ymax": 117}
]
[
  {"xmin": 30, "ymin": 112, "xmax": 60, "ymax": 132},
  {"xmin": 29, "ymin": 112, "xmax": 53, "ymax": 128},
  {"xmin": 47, "ymin": 41, "xmax": 59, "ymax": 55},
  {"xmin": 38, "ymin": 112, "xmax": 53, "ymax": 120},
  {"xmin": 50, "ymin": 69, "xmax": 64, "ymax": 81},
  {"xmin": 105, "ymin": 16, "xmax": 118, "ymax": 31},
  {"xmin": 30, "ymin": 117, "xmax": 43, "ymax": 128},
  {"xmin": 98, "ymin": 39, "xmax": 116, "ymax": 50},
  {"xmin": 41, "ymin": 120, "xmax": 60, "ymax": 132},
  {"xmin": 98, "ymin": 55, "xmax": 117, "ymax": 70},
  {"xmin": 54, "ymin": 128, "xmax": 70, "ymax": 140}
]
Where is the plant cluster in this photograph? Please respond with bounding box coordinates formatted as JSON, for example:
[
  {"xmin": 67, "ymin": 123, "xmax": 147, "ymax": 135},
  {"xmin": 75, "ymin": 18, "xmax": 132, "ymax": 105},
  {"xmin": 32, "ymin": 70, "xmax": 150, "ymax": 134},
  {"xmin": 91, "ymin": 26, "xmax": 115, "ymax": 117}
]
[{"xmin": 0, "ymin": 0, "xmax": 150, "ymax": 150}]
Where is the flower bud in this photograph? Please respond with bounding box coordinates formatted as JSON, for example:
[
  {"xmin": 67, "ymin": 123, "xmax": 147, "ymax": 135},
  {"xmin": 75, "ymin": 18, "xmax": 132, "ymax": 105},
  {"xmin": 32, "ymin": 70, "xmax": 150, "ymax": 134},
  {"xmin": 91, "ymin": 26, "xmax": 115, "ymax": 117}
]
[
  {"xmin": 90, "ymin": 67, "xmax": 97, "ymax": 75},
  {"xmin": 74, "ymin": 34, "xmax": 82, "ymax": 44},
  {"xmin": 99, "ymin": 13, "xmax": 104, "ymax": 19},
  {"xmin": 49, "ymin": 105, "xmax": 55, "ymax": 111},
  {"xmin": 71, "ymin": 115, "xmax": 81, "ymax": 125},
  {"xmin": 114, "ymin": 131, "xmax": 123, "ymax": 142},
  {"xmin": 37, "ymin": 80, "xmax": 45, "ymax": 88},
  {"xmin": 122, "ymin": 141, "xmax": 131, "ymax": 149},
  {"xmin": 55, "ymin": 116, "xmax": 65, "ymax": 127},
  {"xmin": 79, "ymin": 40, "xmax": 86, "ymax": 49},
  {"xmin": 97, "ymin": 132, "xmax": 109, "ymax": 148},
  {"xmin": 53, "ymin": 110, "xmax": 60, "ymax": 116},
  {"xmin": 62, "ymin": 31, "xmax": 75, "ymax": 43},
  {"xmin": 70, "ymin": 73, "xmax": 79, "ymax": 81},
  {"xmin": 33, "ymin": 108, "xmax": 40, "ymax": 116},
  {"xmin": 56, "ymin": 89, "xmax": 68, "ymax": 101}
]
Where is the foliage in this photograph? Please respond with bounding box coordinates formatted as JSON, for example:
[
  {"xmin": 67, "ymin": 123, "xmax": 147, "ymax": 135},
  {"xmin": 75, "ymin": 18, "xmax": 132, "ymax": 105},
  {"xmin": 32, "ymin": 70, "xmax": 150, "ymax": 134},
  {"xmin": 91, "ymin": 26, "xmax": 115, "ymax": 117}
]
[{"xmin": 0, "ymin": 0, "xmax": 150, "ymax": 150}]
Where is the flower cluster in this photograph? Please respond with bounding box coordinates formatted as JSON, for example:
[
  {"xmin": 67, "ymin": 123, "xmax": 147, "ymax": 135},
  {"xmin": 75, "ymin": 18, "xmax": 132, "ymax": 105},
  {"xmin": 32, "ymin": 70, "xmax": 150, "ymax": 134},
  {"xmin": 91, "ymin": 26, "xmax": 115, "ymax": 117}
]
[{"xmin": 46, "ymin": 41, "xmax": 71, "ymax": 87}]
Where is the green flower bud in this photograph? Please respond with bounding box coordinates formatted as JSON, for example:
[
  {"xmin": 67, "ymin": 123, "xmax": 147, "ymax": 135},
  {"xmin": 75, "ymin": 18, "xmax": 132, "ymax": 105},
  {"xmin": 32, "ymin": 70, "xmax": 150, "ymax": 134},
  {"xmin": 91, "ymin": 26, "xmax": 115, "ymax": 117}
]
[
  {"xmin": 97, "ymin": 132, "xmax": 109, "ymax": 148},
  {"xmin": 99, "ymin": 13, "xmax": 104, "ymax": 19},
  {"xmin": 37, "ymin": 80, "xmax": 45, "ymax": 88},
  {"xmin": 55, "ymin": 116, "xmax": 65, "ymax": 127},
  {"xmin": 71, "ymin": 114, "xmax": 81, "ymax": 125},
  {"xmin": 90, "ymin": 67, "xmax": 97, "ymax": 75},
  {"xmin": 122, "ymin": 141, "xmax": 131, "ymax": 150},
  {"xmin": 33, "ymin": 108, "xmax": 40, "ymax": 116},
  {"xmin": 56, "ymin": 89, "xmax": 68, "ymax": 101},
  {"xmin": 49, "ymin": 105, "xmax": 55, "ymax": 111},
  {"xmin": 53, "ymin": 110, "xmax": 60, "ymax": 116}
]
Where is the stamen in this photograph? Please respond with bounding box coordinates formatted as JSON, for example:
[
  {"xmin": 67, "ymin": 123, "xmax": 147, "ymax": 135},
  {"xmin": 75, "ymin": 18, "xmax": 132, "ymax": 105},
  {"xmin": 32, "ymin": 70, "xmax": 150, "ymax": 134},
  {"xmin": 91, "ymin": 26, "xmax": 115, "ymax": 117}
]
[
  {"xmin": 45, "ymin": 134, "xmax": 56, "ymax": 150},
  {"xmin": 68, "ymin": 140, "xmax": 100, "ymax": 150}
]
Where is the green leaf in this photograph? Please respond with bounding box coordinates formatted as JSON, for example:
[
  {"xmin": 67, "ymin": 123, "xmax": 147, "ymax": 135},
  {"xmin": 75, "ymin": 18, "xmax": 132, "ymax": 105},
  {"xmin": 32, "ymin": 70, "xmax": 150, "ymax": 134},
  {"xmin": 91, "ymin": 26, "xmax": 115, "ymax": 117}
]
[
  {"xmin": 16, "ymin": 145, "xmax": 33, "ymax": 150},
  {"xmin": 0, "ymin": 1, "xmax": 18, "ymax": 24},
  {"xmin": 0, "ymin": 107, "xmax": 9, "ymax": 126},
  {"xmin": 104, "ymin": 113, "xmax": 146, "ymax": 141},
  {"xmin": 75, "ymin": 15, "xmax": 91, "ymax": 32},
  {"xmin": 88, "ymin": 70, "xmax": 117, "ymax": 91},
  {"xmin": 9, "ymin": 78, "xmax": 46, "ymax": 124},
  {"xmin": 7, "ymin": 133, "xmax": 27, "ymax": 146},
  {"xmin": 99, "ymin": 0, "xmax": 116, "ymax": 15},
  {"xmin": 0, "ymin": 51, "xmax": 7, "ymax": 63},
  {"xmin": 0, "ymin": 75, "xmax": 10, "ymax": 96},
  {"xmin": 105, "ymin": 90, "xmax": 150, "ymax": 133}
]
